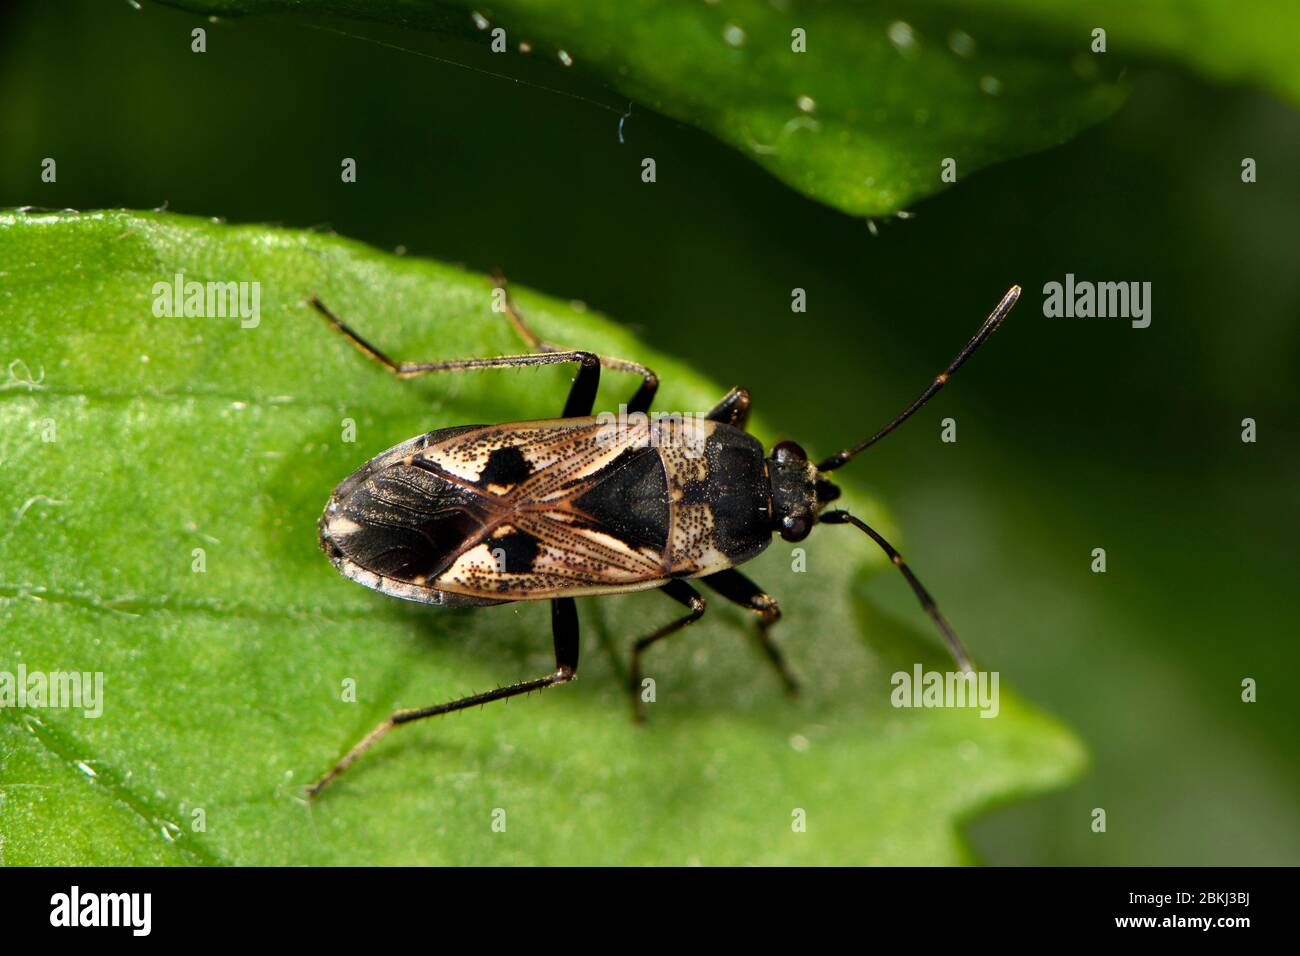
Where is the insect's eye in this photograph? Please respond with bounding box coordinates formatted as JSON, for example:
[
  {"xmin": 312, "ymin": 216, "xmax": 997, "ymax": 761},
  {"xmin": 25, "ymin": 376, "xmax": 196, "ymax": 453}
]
[
  {"xmin": 781, "ymin": 513, "xmax": 812, "ymax": 542},
  {"xmin": 773, "ymin": 440, "xmax": 807, "ymax": 463}
]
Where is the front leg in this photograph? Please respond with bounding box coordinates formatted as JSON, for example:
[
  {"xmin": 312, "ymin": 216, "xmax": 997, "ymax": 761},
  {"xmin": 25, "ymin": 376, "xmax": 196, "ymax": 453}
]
[
  {"xmin": 705, "ymin": 387, "xmax": 752, "ymax": 428},
  {"xmin": 701, "ymin": 569, "xmax": 798, "ymax": 695}
]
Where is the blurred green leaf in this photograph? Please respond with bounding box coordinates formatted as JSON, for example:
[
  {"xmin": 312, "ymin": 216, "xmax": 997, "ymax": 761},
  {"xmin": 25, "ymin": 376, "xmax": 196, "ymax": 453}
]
[
  {"xmin": 0, "ymin": 209, "xmax": 1082, "ymax": 864},
  {"xmin": 940, "ymin": 0, "xmax": 1300, "ymax": 104},
  {"xmin": 158, "ymin": 0, "xmax": 1130, "ymax": 217}
]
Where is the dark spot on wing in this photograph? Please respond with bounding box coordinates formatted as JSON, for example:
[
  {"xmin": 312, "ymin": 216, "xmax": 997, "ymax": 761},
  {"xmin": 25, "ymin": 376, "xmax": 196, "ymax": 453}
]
[
  {"xmin": 478, "ymin": 445, "xmax": 532, "ymax": 489},
  {"xmin": 573, "ymin": 446, "xmax": 669, "ymax": 551},
  {"xmin": 490, "ymin": 531, "xmax": 541, "ymax": 573}
]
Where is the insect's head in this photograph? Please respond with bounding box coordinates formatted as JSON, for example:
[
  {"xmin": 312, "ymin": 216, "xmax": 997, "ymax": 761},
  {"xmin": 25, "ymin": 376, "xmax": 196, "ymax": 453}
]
[{"xmin": 767, "ymin": 440, "xmax": 841, "ymax": 543}]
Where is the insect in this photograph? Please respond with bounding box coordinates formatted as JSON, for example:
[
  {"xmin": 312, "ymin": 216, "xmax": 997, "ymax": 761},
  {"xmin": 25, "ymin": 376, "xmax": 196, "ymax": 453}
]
[{"xmin": 307, "ymin": 279, "xmax": 1021, "ymax": 796}]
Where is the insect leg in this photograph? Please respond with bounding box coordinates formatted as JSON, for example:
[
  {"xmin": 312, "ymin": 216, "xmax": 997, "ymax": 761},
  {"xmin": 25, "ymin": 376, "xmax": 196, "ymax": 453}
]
[
  {"xmin": 306, "ymin": 598, "xmax": 580, "ymax": 799},
  {"xmin": 701, "ymin": 569, "xmax": 799, "ymax": 695},
  {"xmin": 704, "ymin": 387, "xmax": 752, "ymax": 429},
  {"xmin": 628, "ymin": 580, "xmax": 706, "ymax": 723},
  {"xmin": 309, "ymin": 295, "xmax": 601, "ymax": 417},
  {"xmin": 490, "ymin": 275, "xmax": 660, "ymax": 414}
]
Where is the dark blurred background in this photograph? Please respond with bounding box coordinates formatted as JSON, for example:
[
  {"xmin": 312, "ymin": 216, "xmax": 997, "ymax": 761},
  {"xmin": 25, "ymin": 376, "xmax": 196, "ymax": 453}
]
[{"xmin": 2, "ymin": 0, "xmax": 1297, "ymax": 864}]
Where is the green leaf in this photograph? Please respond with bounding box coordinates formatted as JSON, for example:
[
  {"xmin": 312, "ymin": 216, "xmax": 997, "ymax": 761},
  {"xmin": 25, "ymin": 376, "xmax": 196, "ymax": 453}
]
[
  {"xmin": 0, "ymin": 209, "xmax": 1082, "ymax": 864},
  {"xmin": 157, "ymin": 0, "xmax": 1129, "ymax": 217},
  {"xmin": 940, "ymin": 0, "xmax": 1300, "ymax": 104}
]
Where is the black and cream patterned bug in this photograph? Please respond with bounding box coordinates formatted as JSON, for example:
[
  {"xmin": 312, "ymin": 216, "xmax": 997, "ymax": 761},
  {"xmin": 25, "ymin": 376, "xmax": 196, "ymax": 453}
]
[{"xmin": 307, "ymin": 280, "xmax": 1022, "ymax": 796}]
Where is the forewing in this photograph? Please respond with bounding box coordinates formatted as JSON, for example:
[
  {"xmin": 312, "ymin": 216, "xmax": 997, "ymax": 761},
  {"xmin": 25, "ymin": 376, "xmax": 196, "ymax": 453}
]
[
  {"xmin": 428, "ymin": 417, "xmax": 674, "ymax": 599},
  {"xmin": 320, "ymin": 430, "xmax": 497, "ymax": 599}
]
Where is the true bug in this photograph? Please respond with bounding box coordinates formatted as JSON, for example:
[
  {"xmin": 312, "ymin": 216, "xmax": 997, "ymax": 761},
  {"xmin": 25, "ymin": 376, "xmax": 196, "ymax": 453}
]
[{"xmin": 307, "ymin": 280, "xmax": 1021, "ymax": 796}]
